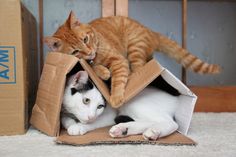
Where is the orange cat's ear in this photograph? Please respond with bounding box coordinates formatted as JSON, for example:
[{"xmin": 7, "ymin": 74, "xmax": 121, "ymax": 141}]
[
  {"xmin": 44, "ymin": 36, "xmax": 62, "ymax": 52},
  {"xmin": 67, "ymin": 11, "xmax": 80, "ymax": 29}
]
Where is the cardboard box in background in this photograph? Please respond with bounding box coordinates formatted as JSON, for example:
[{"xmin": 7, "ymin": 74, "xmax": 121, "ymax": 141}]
[
  {"xmin": 31, "ymin": 52, "xmax": 197, "ymax": 145},
  {"xmin": 0, "ymin": 0, "xmax": 39, "ymax": 135}
]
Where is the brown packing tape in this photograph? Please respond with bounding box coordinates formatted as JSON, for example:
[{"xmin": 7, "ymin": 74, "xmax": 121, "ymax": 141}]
[
  {"xmin": 56, "ymin": 127, "xmax": 196, "ymax": 146},
  {"xmin": 30, "ymin": 52, "xmax": 196, "ymax": 145}
]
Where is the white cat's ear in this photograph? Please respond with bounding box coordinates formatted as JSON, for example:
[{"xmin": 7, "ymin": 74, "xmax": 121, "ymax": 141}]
[
  {"xmin": 44, "ymin": 36, "xmax": 62, "ymax": 52},
  {"xmin": 73, "ymin": 71, "xmax": 89, "ymax": 85},
  {"xmin": 67, "ymin": 11, "xmax": 80, "ymax": 29}
]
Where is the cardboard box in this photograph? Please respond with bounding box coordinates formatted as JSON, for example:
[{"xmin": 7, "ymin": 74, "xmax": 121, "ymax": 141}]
[
  {"xmin": 31, "ymin": 52, "xmax": 197, "ymax": 145},
  {"xmin": 0, "ymin": 0, "xmax": 39, "ymax": 135}
]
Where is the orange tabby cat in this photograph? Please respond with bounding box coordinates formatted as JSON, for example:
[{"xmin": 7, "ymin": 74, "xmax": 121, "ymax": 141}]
[{"xmin": 44, "ymin": 11, "xmax": 220, "ymax": 107}]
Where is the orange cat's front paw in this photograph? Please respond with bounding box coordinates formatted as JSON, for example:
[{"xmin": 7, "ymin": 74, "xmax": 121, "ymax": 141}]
[
  {"xmin": 93, "ymin": 65, "xmax": 111, "ymax": 80},
  {"xmin": 99, "ymin": 70, "xmax": 111, "ymax": 80},
  {"xmin": 110, "ymin": 93, "xmax": 125, "ymax": 108}
]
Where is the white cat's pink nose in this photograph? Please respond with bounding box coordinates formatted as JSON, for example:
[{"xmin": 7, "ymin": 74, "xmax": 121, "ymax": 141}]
[{"xmin": 88, "ymin": 115, "xmax": 95, "ymax": 120}]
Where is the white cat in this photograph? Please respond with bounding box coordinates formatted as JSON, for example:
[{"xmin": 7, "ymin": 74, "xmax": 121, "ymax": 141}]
[
  {"xmin": 61, "ymin": 70, "xmax": 116, "ymax": 135},
  {"xmin": 62, "ymin": 70, "xmax": 179, "ymax": 140},
  {"xmin": 109, "ymin": 87, "xmax": 179, "ymax": 140}
]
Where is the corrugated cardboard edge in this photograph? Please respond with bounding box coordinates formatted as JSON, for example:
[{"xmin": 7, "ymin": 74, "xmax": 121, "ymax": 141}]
[{"xmin": 56, "ymin": 127, "xmax": 196, "ymax": 146}]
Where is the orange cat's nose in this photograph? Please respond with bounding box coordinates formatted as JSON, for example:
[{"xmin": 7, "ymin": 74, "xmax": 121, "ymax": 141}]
[{"xmin": 75, "ymin": 54, "xmax": 82, "ymax": 58}]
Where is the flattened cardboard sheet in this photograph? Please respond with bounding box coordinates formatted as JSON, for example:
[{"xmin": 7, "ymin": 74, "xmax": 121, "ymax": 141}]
[{"xmin": 56, "ymin": 127, "xmax": 196, "ymax": 146}]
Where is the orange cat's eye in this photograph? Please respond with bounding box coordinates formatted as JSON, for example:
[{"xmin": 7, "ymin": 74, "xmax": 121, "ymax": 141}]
[
  {"xmin": 84, "ymin": 35, "xmax": 89, "ymax": 44},
  {"xmin": 72, "ymin": 50, "xmax": 79, "ymax": 55}
]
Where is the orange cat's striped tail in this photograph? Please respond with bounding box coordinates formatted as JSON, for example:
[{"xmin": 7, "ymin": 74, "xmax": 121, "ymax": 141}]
[{"xmin": 154, "ymin": 32, "xmax": 220, "ymax": 74}]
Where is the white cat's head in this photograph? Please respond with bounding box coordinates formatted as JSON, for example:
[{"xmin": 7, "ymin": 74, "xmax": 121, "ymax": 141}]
[{"xmin": 63, "ymin": 71, "xmax": 106, "ymax": 124}]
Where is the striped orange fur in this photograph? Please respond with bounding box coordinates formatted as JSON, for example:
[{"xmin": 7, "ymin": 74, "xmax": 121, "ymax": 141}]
[{"xmin": 44, "ymin": 11, "xmax": 220, "ymax": 107}]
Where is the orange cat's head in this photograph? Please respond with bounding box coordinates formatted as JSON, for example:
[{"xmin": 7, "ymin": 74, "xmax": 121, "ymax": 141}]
[{"xmin": 44, "ymin": 11, "xmax": 98, "ymax": 60}]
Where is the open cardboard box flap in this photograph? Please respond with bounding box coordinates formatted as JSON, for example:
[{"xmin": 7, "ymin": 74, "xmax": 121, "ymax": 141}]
[{"xmin": 30, "ymin": 52, "xmax": 197, "ymax": 145}]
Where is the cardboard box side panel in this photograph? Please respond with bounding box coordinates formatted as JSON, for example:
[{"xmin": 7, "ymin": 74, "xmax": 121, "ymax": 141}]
[
  {"xmin": 31, "ymin": 64, "xmax": 66, "ymax": 136},
  {"xmin": 0, "ymin": 102, "xmax": 26, "ymax": 135},
  {"xmin": 124, "ymin": 59, "xmax": 163, "ymax": 104},
  {"xmin": 0, "ymin": 0, "xmax": 26, "ymax": 135},
  {"xmin": 176, "ymin": 95, "xmax": 197, "ymax": 135},
  {"xmin": 0, "ymin": 116, "xmax": 26, "ymax": 136},
  {"xmin": 28, "ymin": 17, "xmax": 39, "ymax": 115},
  {"xmin": 21, "ymin": 2, "xmax": 30, "ymax": 132},
  {"xmin": 161, "ymin": 69, "xmax": 195, "ymax": 97},
  {"xmin": 21, "ymin": 3, "xmax": 39, "ymax": 119},
  {"xmin": 160, "ymin": 69, "xmax": 197, "ymax": 135},
  {"xmin": 30, "ymin": 53, "xmax": 78, "ymax": 136}
]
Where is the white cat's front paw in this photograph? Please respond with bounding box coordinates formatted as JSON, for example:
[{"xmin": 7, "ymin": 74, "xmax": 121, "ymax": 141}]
[
  {"xmin": 67, "ymin": 124, "xmax": 88, "ymax": 136},
  {"xmin": 109, "ymin": 124, "xmax": 128, "ymax": 138},
  {"xmin": 143, "ymin": 128, "xmax": 161, "ymax": 140}
]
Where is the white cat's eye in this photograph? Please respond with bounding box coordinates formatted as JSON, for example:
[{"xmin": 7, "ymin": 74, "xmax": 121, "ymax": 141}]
[
  {"xmin": 84, "ymin": 35, "xmax": 89, "ymax": 44},
  {"xmin": 97, "ymin": 104, "xmax": 105, "ymax": 109},
  {"xmin": 83, "ymin": 98, "xmax": 90, "ymax": 105}
]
